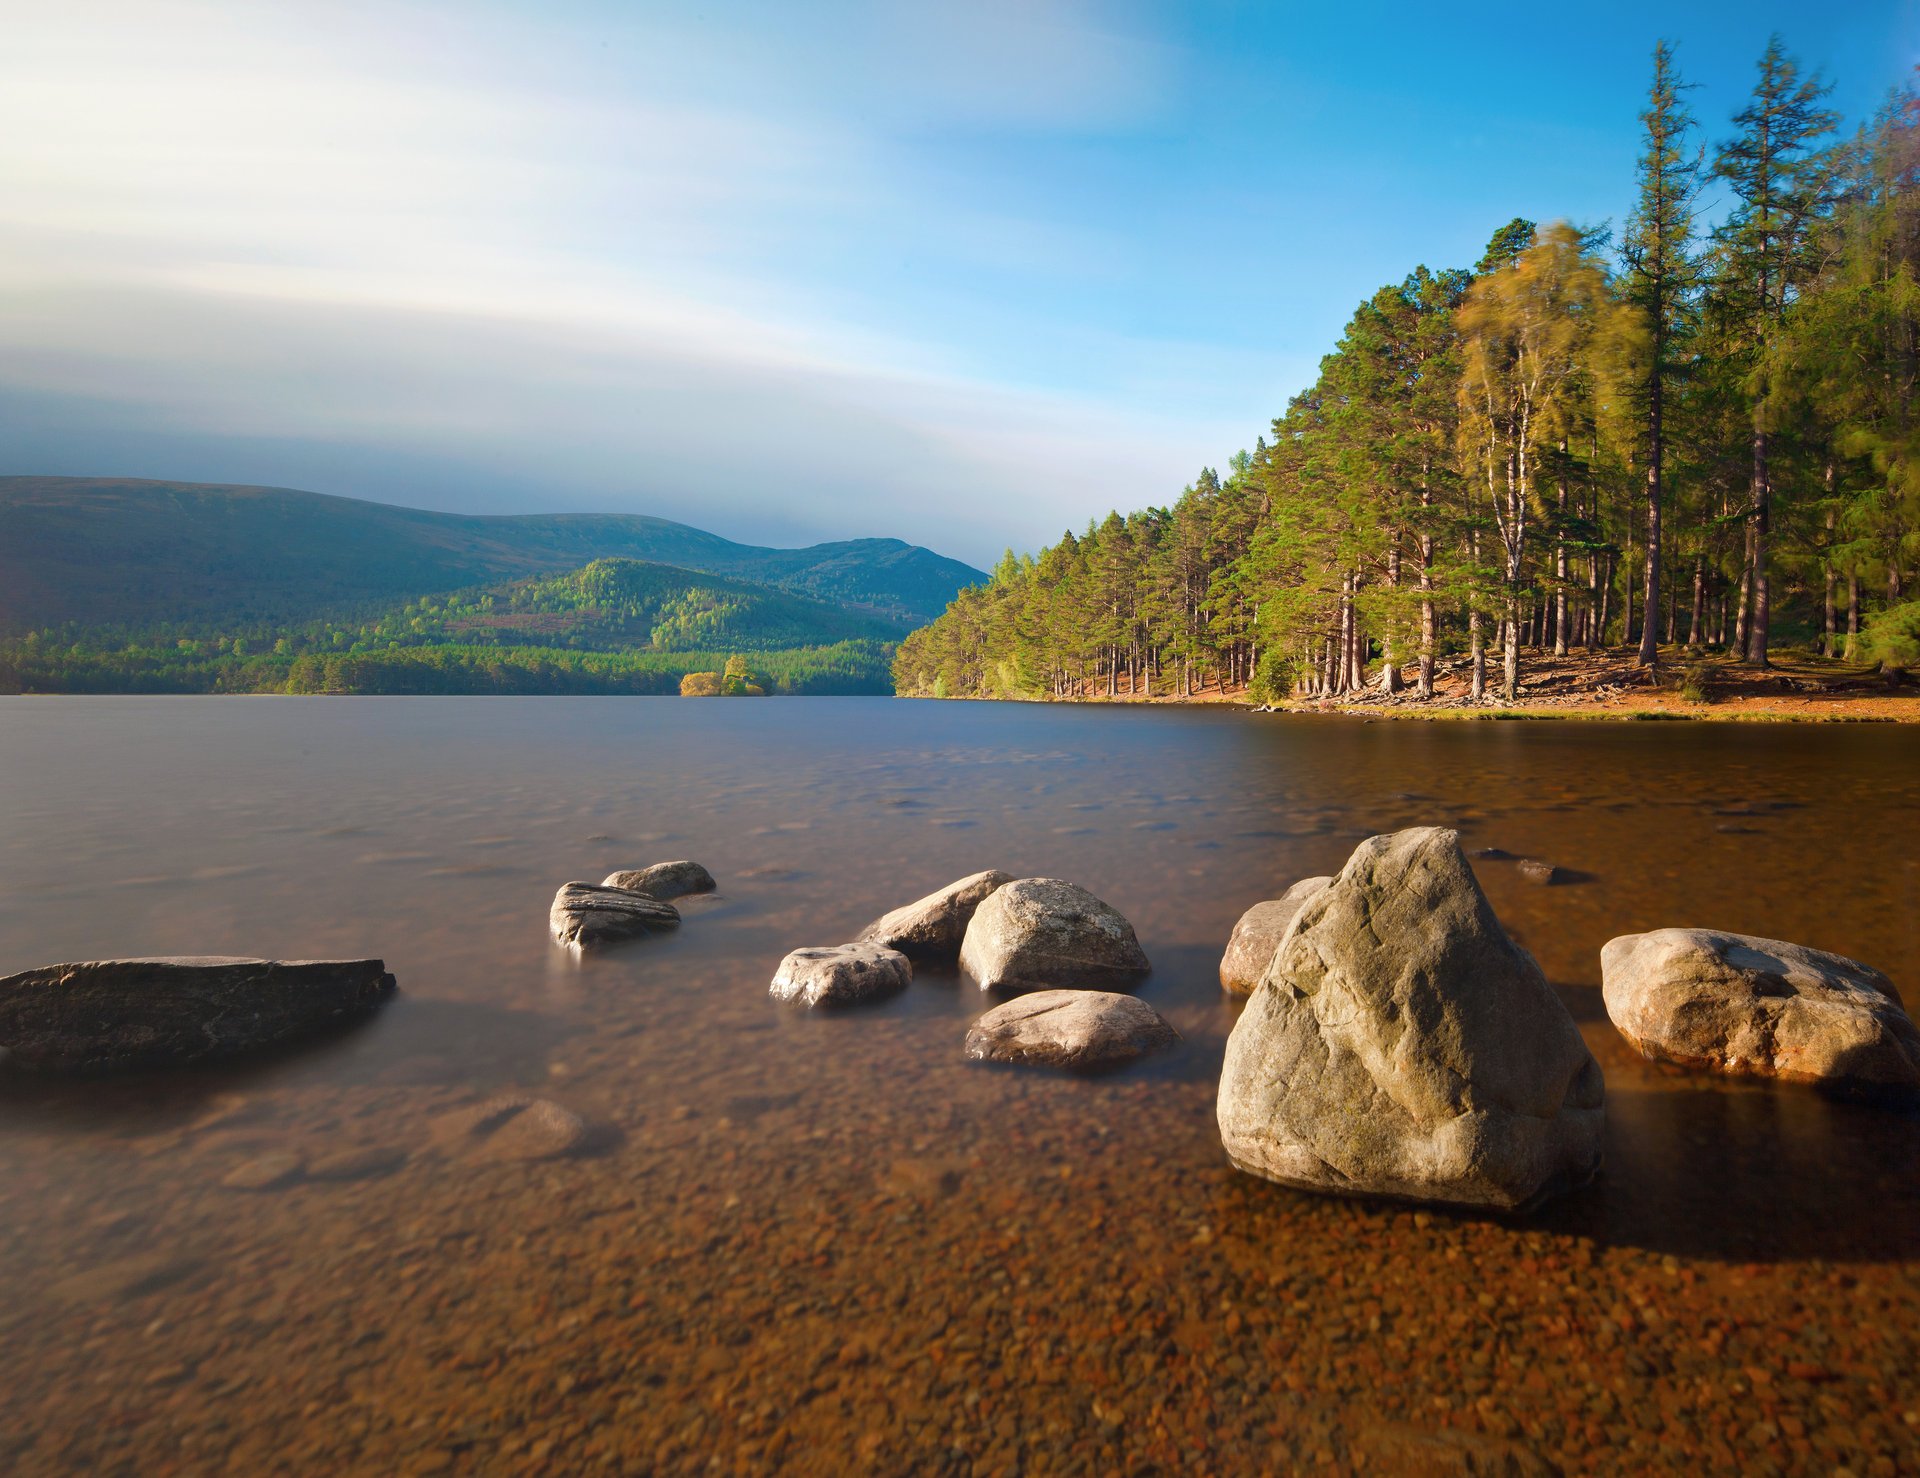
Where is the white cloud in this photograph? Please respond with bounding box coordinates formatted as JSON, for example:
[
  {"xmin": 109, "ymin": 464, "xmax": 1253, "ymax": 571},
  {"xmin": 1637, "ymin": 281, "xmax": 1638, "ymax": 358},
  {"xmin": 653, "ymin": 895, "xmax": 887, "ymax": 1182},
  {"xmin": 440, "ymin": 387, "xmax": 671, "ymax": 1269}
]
[{"xmin": 0, "ymin": 0, "xmax": 1244, "ymax": 565}]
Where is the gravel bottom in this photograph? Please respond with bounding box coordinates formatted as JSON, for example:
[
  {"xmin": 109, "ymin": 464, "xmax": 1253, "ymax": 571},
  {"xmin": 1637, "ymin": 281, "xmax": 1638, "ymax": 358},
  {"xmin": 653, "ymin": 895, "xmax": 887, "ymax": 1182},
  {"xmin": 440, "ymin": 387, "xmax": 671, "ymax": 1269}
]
[{"xmin": 2, "ymin": 992, "xmax": 1917, "ymax": 1478}]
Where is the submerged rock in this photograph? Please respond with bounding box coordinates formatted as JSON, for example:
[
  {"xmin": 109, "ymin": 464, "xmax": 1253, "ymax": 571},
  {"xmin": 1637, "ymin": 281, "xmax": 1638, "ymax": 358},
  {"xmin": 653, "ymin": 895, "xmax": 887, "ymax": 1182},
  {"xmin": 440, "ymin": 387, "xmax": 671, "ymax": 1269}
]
[
  {"xmin": 550, "ymin": 882, "xmax": 680, "ymax": 951},
  {"xmin": 307, "ymin": 1145, "xmax": 409, "ymax": 1182},
  {"xmin": 601, "ymin": 861, "xmax": 716, "ymax": 901},
  {"xmin": 1217, "ymin": 827, "xmax": 1604, "ymax": 1212},
  {"xmin": 965, "ymin": 990, "xmax": 1179, "ymax": 1069},
  {"xmin": 0, "ymin": 957, "xmax": 396, "ymax": 1074},
  {"xmin": 1218, "ymin": 878, "xmax": 1333, "ymax": 995},
  {"xmin": 1601, "ymin": 928, "xmax": 1920, "ymax": 1095},
  {"xmin": 430, "ymin": 1094, "xmax": 588, "ymax": 1161},
  {"xmin": 859, "ymin": 869, "xmax": 1016, "ymax": 960},
  {"xmin": 1516, "ymin": 858, "xmax": 1563, "ymax": 885},
  {"xmin": 958, "ymin": 879, "xmax": 1150, "ymax": 993},
  {"xmin": 770, "ymin": 943, "xmax": 912, "ymax": 1008},
  {"xmin": 221, "ymin": 1152, "xmax": 305, "ymax": 1192}
]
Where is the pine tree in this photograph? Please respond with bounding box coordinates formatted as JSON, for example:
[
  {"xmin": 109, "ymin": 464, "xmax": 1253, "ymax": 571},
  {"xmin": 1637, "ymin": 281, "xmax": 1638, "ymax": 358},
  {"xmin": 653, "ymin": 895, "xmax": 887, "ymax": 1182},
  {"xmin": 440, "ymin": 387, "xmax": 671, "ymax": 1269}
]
[
  {"xmin": 1621, "ymin": 40, "xmax": 1703, "ymax": 668},
  {"xmin": 1712, "ymin": 35, "xmax": 1841, "ymax": 667}
]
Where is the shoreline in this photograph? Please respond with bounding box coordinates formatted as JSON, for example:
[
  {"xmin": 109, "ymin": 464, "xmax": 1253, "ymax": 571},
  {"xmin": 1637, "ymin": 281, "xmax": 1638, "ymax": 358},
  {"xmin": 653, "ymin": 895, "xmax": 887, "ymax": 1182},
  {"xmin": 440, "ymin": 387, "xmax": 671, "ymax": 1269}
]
[{"xmin": 918, "ymin": 648, "xmax": 1920, "ymax": 723}]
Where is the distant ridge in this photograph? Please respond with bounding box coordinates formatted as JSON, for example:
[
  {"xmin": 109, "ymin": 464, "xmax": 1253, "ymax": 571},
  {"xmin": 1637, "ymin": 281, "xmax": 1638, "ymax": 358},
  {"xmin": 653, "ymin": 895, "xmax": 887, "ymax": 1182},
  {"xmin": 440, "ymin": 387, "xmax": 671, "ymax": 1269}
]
[{"xmin": 0, "ymin": 476, "xmax": 987, "ymax": 633}]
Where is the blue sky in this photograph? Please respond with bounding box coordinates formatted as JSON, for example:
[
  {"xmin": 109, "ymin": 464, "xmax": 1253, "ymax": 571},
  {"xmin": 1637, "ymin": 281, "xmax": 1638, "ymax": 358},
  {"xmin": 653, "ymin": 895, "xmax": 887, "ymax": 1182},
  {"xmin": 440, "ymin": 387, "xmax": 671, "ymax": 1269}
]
[{"xmin": 2, "ymin": 0, "xmax": 1913, "ymax": 567}]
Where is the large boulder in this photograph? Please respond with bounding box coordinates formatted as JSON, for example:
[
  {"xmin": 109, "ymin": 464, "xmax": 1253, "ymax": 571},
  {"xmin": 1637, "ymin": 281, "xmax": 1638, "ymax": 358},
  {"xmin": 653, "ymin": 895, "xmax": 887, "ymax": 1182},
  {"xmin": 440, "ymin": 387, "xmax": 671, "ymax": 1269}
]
[
  {"xmin": 859, "ymin": 869, "xmax": 1015, "ymax": 960},
  {"xmin": 601, "ymin": 861, "xmax": 716, "ymax": 901},
  {"xmin": 0, "ymin": 957, "xmax": 397, "ymax": 1074},
  {"xmin": 770, "ymin": 943, "xmax": 912, "ymax": 1008},
  {"xmin": 1218, "ymin": 828, "xmax": 1604, "ymax": 1212},
  {"xmin": 965, "ymin": 990, "xmax": 1179, "ymax": 1069},
  {"xmin": 958, "ymin": 879, "xmax": 1150, "ymax": 993},
  {"xmin": 550, "ymin": 882, "xmax": 680, "ymax": 951},
  {"xmin": 1601, "ymin": 929, "xmax": 1920, "ymax": 1095},
  {"xmin": 1219, "ymin": 877, "xmax": 1333, "ymax": 994}
]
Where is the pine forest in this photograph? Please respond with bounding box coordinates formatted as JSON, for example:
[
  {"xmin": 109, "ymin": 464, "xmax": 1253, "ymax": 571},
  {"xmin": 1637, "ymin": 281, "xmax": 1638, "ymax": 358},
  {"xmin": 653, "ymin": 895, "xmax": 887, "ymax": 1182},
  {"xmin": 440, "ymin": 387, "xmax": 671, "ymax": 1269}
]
[{"xmin": 896, "ymin": 40, "xmax": 1920, "ymax": 704}]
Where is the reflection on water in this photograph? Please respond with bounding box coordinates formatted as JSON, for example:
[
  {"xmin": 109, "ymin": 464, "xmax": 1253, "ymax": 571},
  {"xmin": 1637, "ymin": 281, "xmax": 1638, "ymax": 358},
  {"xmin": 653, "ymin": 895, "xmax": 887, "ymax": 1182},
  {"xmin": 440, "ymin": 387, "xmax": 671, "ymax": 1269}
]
[{"xmin": 1, "ymin": 697, "xmax": 1917, "ymax": 1473}]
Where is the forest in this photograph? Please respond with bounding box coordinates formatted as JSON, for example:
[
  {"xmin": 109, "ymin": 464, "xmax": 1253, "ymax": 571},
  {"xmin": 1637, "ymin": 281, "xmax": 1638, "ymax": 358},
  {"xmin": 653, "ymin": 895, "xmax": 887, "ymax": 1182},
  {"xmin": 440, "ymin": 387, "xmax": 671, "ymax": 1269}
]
[
  {"xmin": 0, "ymin": 558, "xmax": 898, "ymax": 695},
  {"xmin": 896, "ymin": 40, "xmax": 1920, "ymax": 704}
]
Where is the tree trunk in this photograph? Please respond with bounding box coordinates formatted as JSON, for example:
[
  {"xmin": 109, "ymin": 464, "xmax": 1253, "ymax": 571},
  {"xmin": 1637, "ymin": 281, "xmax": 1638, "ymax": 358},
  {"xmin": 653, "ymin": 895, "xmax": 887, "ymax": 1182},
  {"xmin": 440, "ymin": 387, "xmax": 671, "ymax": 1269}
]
[
  {"xmin": 1470, "ymin": 610, "xmax": 1486, "ymax": 701},
  {"xmin": 1555, "ymin": 442, "xmax": 1570, "ymax": 656},
  {"xmin": 1746, "ymin": 423, "xmax": 1771, "ymax": 667},
  {"xmin": 1418, "ymin": 506, "xmax": 1435, "ymax": 698},
  {"xmin": 1504, "ymin": 602, "xmax": 1520, "ymax": 703},
  {"xmin": 1379, "ymin": 543, "xmax": 1402, "ymax": 694},
  {"xmin": 1689, "ymin": 556, "xmax": 1706, "ymax": 647}
]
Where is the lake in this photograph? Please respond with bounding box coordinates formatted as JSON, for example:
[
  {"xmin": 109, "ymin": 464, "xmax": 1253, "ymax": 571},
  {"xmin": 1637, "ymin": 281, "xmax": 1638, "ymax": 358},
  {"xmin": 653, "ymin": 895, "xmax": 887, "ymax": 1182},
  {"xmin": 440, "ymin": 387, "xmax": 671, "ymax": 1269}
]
[{"xmin": 2, "ymin": 696, "xmax": 1917, "ymax": 1473}]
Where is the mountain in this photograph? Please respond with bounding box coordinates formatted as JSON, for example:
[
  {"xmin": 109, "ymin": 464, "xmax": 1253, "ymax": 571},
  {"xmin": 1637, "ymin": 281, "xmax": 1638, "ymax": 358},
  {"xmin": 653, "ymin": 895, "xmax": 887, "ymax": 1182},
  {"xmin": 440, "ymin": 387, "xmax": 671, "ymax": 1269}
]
[{"xmin": 0, "ymin": 477, "xmax": 987, "ymax": 635}]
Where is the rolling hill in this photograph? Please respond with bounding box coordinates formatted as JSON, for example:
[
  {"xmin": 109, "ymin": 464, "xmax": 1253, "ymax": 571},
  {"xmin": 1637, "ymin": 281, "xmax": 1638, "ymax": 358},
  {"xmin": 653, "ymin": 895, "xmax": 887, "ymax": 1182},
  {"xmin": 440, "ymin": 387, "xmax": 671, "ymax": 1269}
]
[
  {"xmin": 363, "ymin": 557, "xmax": 905, "ymax": 652},
  {"xmin": 0, "ymin": 477, "xmax": 987, "ymax": 635}
]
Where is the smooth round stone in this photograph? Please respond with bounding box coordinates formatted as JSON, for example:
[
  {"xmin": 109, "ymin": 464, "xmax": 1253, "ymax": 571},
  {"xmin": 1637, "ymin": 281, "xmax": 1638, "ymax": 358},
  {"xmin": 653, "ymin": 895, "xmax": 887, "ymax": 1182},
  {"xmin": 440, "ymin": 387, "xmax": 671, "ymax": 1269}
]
[
  {"xmin": 601, "ymin": 861, "xmax": 716, "ymax": 901},
  {"xmin": 858, "ymin": 870, "xmax": 1014, "ymax": 960},
  {"xmin": 770, "ymin": 944, "xmax": 911, "ymax": 1008},
  {"xmin": 958, "ymin": 878, "xmax": 1150, "ymax": 993},
  {"xmin": 965, "ymin": 990, "xmax": 1179, "ymax": 1069},
  {"xmin": 1219, "ymin": 877, "xmax": 1332, "ymax": 994},
  {"xmin": 1602, "ymin": 928, "xmax": 1920, "ymax": 1095}
]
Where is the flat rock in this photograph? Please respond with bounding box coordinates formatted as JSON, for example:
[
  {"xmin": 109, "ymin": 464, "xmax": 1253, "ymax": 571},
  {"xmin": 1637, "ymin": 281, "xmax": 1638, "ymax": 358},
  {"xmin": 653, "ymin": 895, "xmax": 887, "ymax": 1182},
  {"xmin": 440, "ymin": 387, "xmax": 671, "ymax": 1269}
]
[
  {"xmin": 1516, "ymin": 858, "xmax": 1562, "ymax": 885},
  {"xmin": 858, "ymin": 869, "xmax": 1015, "ymax": 960},
  {"xmin": 1601, "ymin": 928, "xmax": 1920, "ymax": 1095},
  {"xmin": 1219, "ymin": 877, "xmax": 1333, "ymax": 994},
  {"xmin": 550, "ymin": 883, "xmax": 680, "ymax": 950},
  {"xmin": 965, "ymin": 990, "xmax": 1179, "ymax": 1069},
  {"xmin": 0, "ymin": 957, "xmax": 396, "ymax": 1074},
  {"xmin": 1218, "ymin": 827, "xmax": 1604, "ymax": 1212},
  {"xmin": 770, "ymin": 943, "xmax": 911, "ymax": 1008},
  {"xmin": 600, "ymin": 861, "xmax": 716, "ymax": 901},
  {"xmin": 958, "ymin": 879, "xmax": 1150, "ymax": 993}
]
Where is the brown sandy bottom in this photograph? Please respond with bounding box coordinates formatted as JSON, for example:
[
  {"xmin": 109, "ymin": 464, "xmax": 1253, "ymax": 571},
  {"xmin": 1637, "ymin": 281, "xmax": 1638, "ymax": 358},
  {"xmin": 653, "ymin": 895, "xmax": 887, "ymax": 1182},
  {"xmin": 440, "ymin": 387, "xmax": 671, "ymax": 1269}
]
[{"xmin": 0, "ymin": 697, "xmax": 1917, "ymax": 1475}]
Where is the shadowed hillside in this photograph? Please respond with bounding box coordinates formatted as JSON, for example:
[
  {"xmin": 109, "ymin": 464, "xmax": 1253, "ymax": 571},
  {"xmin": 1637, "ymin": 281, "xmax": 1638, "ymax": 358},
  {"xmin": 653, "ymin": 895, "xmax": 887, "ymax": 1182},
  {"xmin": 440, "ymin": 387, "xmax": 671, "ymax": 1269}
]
[{"xmin": 0, "ymin": 477, "xmax": 987, "ymax": 634}]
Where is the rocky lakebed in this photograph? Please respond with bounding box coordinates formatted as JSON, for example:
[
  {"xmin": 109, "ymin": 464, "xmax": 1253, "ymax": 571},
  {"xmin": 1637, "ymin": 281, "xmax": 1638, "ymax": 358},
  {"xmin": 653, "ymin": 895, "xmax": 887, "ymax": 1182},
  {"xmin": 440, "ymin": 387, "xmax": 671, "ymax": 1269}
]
[{"xmin": 0, "ymin": 696, "xmax": 1916, "ymax": 1475}]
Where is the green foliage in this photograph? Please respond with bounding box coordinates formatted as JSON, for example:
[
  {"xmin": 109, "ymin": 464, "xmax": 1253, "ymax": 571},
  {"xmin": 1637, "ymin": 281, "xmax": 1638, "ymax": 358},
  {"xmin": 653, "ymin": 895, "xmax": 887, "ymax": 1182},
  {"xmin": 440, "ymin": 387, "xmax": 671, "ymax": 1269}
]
[
  {"xmin": 0, "ymin": 556, "xmax": 898, "ymax": 697},
  {"xmin": 1862, "ymin": 602, "xmax": 1920, "ymax": 672}
]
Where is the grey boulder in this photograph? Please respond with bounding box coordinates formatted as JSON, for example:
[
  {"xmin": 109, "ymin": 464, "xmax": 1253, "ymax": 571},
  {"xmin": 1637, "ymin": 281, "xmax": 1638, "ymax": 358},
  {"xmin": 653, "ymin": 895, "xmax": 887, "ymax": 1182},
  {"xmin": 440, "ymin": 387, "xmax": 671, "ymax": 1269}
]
[
  {"xmin": 958, "ymin": 879, "xmax": 1150, "ymax": 993},
  {"xmin": 1601, "ymin": 928, "xmax": 1920, "ymax": 1095},
  {"xmin": 771, "ymin": 943, "xmax": 912, "ymax": 1008},
  {"xmin": 0, "ymin": 957, "xmax": 397, "ymax": 1074},
  {"xmin": 965, "ymin": 990, "xmax": 1179, "ymax": 1069},
  {"xmin": 1219, "ymin": 877, "xmax": 1333, "ymax": 994},
  {"xmin": 601, "ymin": 861, "xmax": 716, "ymax": 901},
  {"xmin": 1218, "ymin": 827, "xmax": 1604, "ymax": 1212},
  {"xmin": 551, "ymin": 882, "xmax": 680, "ymax": 951},
  {"xmin": 859, "ymin": 869, "xmax": 1015, "ymax": 960}
]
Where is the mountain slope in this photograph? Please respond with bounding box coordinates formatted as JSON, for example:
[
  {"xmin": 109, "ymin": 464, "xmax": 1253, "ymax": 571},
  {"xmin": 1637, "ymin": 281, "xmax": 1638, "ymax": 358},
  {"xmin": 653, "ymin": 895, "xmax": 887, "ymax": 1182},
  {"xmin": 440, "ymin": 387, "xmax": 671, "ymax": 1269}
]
[
  {"xmin": 366, "ymin": 557, "xmax": 904, "ymax": 652},
  {"xmin": 0, "ymin": 477, "xmax": 987, "ymax": 634}
]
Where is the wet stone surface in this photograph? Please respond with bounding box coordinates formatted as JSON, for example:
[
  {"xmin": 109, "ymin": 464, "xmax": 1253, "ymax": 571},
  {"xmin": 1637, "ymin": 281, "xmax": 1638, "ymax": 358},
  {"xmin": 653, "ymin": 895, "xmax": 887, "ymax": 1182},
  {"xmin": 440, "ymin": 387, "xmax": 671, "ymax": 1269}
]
[{"xmin": 0, "ymin": 697, "xmax": 1917, "ymax": 1475}]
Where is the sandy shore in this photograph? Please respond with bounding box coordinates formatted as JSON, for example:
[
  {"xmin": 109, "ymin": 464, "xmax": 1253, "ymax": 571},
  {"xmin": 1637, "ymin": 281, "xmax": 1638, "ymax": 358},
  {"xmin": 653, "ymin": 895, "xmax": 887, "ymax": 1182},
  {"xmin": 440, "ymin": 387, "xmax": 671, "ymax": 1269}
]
[{"xmin": 1054, "ymin": 649, "xmax": 1920, "ymax": 723}]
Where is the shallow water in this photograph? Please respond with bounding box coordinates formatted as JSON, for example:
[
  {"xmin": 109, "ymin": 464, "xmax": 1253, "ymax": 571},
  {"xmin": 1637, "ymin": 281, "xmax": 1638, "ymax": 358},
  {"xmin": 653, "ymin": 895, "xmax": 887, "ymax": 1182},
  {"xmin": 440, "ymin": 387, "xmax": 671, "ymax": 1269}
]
[{"xmin": 1, "ymin": 696, "xmax": 1917, "ymax": 1475}]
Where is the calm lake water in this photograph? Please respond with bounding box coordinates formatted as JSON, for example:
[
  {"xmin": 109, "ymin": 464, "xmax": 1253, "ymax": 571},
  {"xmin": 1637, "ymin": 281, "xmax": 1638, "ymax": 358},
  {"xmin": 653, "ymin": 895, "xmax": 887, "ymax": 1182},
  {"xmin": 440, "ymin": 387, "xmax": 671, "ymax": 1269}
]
[{"xmin": 2, "ymin": 696, "xmax": 1918, "ymax": 1475}]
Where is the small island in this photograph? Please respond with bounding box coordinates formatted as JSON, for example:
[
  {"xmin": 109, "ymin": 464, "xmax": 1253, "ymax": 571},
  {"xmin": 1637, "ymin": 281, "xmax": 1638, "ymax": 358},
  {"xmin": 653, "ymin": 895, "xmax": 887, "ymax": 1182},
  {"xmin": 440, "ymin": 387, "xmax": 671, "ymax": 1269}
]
[{"xmin": 678, "ymin": 656, "xmax": 767, "ymax": 696}]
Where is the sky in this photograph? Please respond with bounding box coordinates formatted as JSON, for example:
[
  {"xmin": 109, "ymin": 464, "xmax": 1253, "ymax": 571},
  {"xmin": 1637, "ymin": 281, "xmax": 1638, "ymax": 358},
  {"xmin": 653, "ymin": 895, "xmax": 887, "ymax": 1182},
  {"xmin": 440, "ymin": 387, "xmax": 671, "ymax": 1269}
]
[{"xmin": 2, "ymin": 1, "xmax": 1915, "ymax": 567}]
